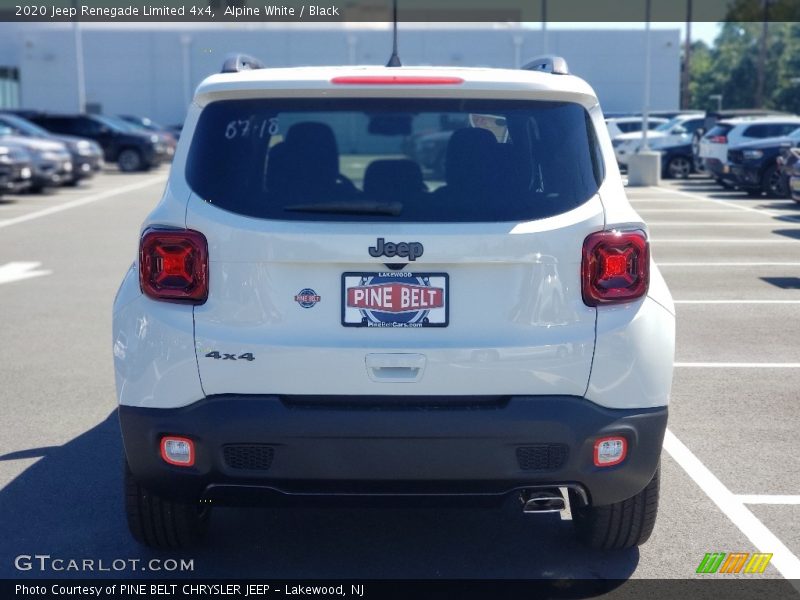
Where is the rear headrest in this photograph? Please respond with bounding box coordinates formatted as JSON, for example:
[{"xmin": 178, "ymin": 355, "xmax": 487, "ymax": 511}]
[
  {"xmin": 265, "ymin": 142, "xmax": 289, "ymax": 193},
  {"xmin": 364, "ymin": 159, "xmax": 426, "ymax": 201},
  {"xmin": 445, "ymin": 127, "xmax": 498, "ymax": 187},
  {"xmin": 285, "ymin": 121, "xmax": 340, "ymax": 184}
]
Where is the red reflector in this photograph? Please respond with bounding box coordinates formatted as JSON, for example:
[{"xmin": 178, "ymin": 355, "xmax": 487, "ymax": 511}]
[
  {"xmin": 582, "ymin": 230, "xmax": 649, "ymax": 306},
  {"xmin": 140, "ymin": 229, "xmax": 208, "ymax": 304},
  {"xmin": 331, "ymin": 75, "xmax": 464, "ymax": 85},
  {"xmin": 709, "ymin": 135, "xmax": 728, "ymax": 144},
  {"xmin": 594, "ymin": 436, "xmax": 627, "ymax": 467},
  {"xmin": 160, "ymin": 436, "xmax": 195, "ymax": 467}
]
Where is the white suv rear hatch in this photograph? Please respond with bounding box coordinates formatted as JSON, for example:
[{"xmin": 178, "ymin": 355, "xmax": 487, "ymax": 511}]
[{"xmin": 183, "ymin": 71, "xmax": 606, "ymax": 399}]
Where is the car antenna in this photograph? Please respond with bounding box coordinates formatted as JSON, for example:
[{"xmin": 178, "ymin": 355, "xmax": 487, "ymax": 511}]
[{"xmin": 386, "ymin": 0, "xmax": 402, "ymax": 67}]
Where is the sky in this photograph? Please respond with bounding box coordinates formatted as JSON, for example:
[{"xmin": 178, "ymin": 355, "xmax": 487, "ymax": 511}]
[{"xmin": 546, "ymin": 22, "xmax": 720, "ymax": 46}]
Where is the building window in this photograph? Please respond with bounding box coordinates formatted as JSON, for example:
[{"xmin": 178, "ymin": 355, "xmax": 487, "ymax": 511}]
[{"xmin": 0, "ymin": 66, "xmax": 20, "ymax": 110}]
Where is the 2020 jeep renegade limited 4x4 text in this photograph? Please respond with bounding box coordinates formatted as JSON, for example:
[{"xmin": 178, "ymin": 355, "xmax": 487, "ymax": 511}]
[{"xmin": 113, "ymin": 55, "xmax": 675, "ymax": 550}]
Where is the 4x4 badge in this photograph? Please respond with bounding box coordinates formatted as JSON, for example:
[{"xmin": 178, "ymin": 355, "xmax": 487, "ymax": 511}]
[{"xmin": 368, "ymin": 238, "xmax": 424, "ymax": 262}]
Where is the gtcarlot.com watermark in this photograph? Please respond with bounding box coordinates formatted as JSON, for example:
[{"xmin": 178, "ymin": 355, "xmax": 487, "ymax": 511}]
[{"xmin": 14, "ymin": 554, "xmax": 194, "ymax": 573}]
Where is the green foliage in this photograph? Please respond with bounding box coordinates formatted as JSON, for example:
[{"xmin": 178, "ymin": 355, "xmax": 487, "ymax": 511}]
[{"xmin": 688, "ymin": 21, "xmax": 800, "ymax": 112}]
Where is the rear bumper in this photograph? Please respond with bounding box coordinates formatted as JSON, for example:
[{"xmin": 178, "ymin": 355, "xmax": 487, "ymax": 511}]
[
  {"xmin": 120, "ymin": 395, "xmax": 667, "ymax": 507},
  {"xmin": 704, "ymin": 158, "xmax": 737, "ymax": 184},
  {"xmin": 730, "ymin": 164, "xmax": 761, "ymax": 188}
]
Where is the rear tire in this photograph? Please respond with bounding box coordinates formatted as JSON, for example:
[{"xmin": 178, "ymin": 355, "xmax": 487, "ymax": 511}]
[
  {"xmin": 118, "ymin": 149, "xmax": 144, "ymax": 173},
  {"xmin": 762, "ymin": 164, "xmax": 789, "ymax": 198},
  {"xmin": 573, "ymin": 464, "xmax": 660, "ymax": 549},
  {"xmin": 124, "ymin": 461, "xmax": 210, "ymax": 548},
  {"xmin": 666, "ymin": 155, "xmax": 692, "ymax": 179}
]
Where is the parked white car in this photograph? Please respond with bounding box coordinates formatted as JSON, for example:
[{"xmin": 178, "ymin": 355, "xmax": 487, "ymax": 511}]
[
  {"xmin": 612, "ymin": 113, "xmax": 705, "ymax": 167},
  {"xmin": 113, "ymin": 54, "xmax": 675, "ymax": 550},
  {"xmin": 698, "ymin": 116, "xmax": 800, "ymax": 186},
  {"xmin": 605, "ymin": 116, "xmax": 668, "ymax": 141}
]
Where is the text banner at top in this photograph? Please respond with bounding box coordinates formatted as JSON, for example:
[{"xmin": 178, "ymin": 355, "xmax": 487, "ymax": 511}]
[{"xmin": 1, "ymin": 0, "xmax": 800, "ymax": 23}]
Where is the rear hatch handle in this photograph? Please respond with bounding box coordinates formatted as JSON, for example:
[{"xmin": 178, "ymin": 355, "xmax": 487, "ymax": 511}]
[{"xmin": 365, "ymin": 353, "xmax": 426, "ymax": 383}]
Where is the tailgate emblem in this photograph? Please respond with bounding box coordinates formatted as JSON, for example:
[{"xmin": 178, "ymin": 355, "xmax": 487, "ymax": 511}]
[
  {"xmin": 294, "ymin": 288, "xmax": 321, "ymax": 308},
  {"xmin": 368, "ymin": 238, "xmax": 424, "ymax": 261}
]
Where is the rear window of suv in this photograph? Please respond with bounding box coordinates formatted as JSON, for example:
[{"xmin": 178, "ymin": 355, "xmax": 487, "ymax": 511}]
[{"xmin": 186, "ymin": 98, "xmax": 603, "ymax": 222}]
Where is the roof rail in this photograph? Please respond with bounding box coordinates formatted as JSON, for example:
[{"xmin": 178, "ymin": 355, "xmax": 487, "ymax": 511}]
[
  {"xmin": 521, "ymin": 55, "xmax": 569, "ymax": 75},
  {"xmin": 221, "ymin": 53, "xmax": 266, "ymax": 74}
]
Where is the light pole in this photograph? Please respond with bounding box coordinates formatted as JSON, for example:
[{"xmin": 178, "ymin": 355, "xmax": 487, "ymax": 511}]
[
  {"xmin": 641, "ymin": 0, "xmax": 652, "ymax": 151},
  {"xmin": 72, "ymin": 0, "xmax": 86, "ymax": 113},
  {"xmin": 180, "ymin": 35, "xmax": 193, "ymax": 111},
  {"xmin": 541, "ymin": 0, "xmax": 548, "ymax": 54}
]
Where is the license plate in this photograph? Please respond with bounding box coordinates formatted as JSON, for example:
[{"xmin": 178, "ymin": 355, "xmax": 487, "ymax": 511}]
[
  {"xmin": 342, "ymin": 272, "xmax": 449, "ymax": 328},
  {"xmin": 20, "ymin": 167, "xmax": 31, "ymax": 179}
]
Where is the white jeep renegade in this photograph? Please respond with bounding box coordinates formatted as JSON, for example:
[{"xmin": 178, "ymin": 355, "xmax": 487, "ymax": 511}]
[{"xmin": 113, "ymin": 54, "xmax": 675, "ymax": 550}]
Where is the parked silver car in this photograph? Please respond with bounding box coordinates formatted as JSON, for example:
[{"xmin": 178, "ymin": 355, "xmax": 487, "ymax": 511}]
[{"xmin": 0, "ymin": 125, "xmax": 73, "ymax": 192}]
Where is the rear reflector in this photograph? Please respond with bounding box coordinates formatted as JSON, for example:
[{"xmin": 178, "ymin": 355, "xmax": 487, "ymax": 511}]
[
  {"xmin": 331, "ymin": 75, "xmax": 464, "ymax": 85},
  {"xmin": 709, "ymin": 135, "xmax": 728, "ymax": 144},
  {"xmin": 594, "ymin": 436, "xmax": 627, "ymax": 467},
  {"xmin": 160, "ymin": 436, "xmax": 195, "ymax": 467},
  {"xmin": 139, "ymin": 229, "xmax": 208, "ymax": 304},
  {"xmin": 582, "ymin": 230, "xmax": 649, "ymax": 306}
]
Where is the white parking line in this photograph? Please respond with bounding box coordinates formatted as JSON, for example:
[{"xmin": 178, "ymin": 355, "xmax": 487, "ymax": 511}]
[
  {"xmin": 0, "ymin": 175, "xmax": 167, "ymax": 230},
  {"xmin": 675, "ymin": 362, "xmax": 800, "ymax": 368},
  {"xmin": 674, "ymin": 300, "xmax": 800, "ymax": 305},
  {"xmin": 649, "ymin": 222, "xmax": 800, "ymax": 226},
  {"xmin": 652, "ymin": 239, "xmax": 798, "ymax": 244},
  {"xmin": 0, "ymin": 262, "xmax": 51, "ymax": 285},
  {"xmin": 663, "ymin": 429, "xmax": 800, "ymax": 580},
  {"xmin": 652, "ymin": 186, "xmax": 783, "ymax": 217},
  {"xmin": 660, "ymin": 262, "xmax": 800, "ymax": 266},
  {"xmin": 736, "ymin": 496, "xmax": 800, "ymax": 505},
  {"xmin": 640, "ymin": 208, "xmax": 764, "ymax": 213}
]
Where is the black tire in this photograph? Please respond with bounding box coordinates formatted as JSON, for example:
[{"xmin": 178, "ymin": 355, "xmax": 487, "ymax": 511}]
[
  {"xmin": 762, "ymin": 164, "xmax": 789, "ymax": 198},
  {"xmin": 666, "ymin": 155, "xmax": 692, "ymax": 179},
  {"xmin": 572, "ymin": 464, "xmax": 660, "ymax": 549},
  {"xmin": 118, "ymin": 148, "xmax": 144, "ymax": 172},
  {"xmin": 124, "ymin": 462, "xmax": 210, "ymax": 548}
]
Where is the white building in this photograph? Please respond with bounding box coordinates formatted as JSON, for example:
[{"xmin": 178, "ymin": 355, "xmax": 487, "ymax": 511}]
[{"xmin": 0, "ymin": 23, "xmax": 680, "ymax": 125}]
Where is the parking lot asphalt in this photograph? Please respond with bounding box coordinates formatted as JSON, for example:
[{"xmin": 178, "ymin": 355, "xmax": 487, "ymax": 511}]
[{"xmin": 0, "ymin": 169, "xmax": 798, "ymax": 583}]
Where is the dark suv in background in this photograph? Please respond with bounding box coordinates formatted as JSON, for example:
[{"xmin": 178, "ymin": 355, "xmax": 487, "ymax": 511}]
[
  {"xmin": 14, "ymin": 112, "xmax": 168, "ymax": 172},
  {"xmin": 728, "ymin": 129, "xmax": 800, "ymax": 198}
]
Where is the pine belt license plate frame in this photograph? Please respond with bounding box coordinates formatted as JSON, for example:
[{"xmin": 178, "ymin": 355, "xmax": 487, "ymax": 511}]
[{"xmin": 341, "ymin": 272, "xmax": 449, "ymax": 328}]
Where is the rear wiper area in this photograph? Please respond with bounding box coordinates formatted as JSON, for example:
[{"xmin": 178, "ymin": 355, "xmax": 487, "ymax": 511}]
[{"xmin": 283, "ymin": 201, "xmax": 402, "ymax": 216}]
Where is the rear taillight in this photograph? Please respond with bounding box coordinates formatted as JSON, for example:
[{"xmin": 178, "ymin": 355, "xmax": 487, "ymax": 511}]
[
  {"xmin": 139, "ymin": 229, "xmax": 208, "ymax": 303},
  {"xmin": 582, "ymin": 230, "xmax": 649, "ymax": 306},
  {"xmin": 709, "ymin": 135, "xmax": 728, "ymax": 144}
]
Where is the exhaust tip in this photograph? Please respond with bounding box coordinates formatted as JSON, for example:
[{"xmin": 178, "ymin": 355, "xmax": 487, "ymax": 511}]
[{"xmin": 520, "ymin": 488, "xmax": 570, "ymax": 516}]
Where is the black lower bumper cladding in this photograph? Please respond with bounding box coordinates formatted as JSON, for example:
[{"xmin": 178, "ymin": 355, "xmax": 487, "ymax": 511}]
[{"xmin": 120, "ymin": 395, "xmax": 667, "ymax": 507}]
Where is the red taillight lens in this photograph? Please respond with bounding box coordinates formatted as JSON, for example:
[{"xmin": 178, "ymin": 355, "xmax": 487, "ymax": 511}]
[
  {"xmin": 139, "ymin": 229, "xmax": 208, "ymax": 303},
  {"xmin": 582, "ymin": 230, "xmax": 649, "ymax": 306},
  {"xmin": 330, "ymin": 75, "xmax": 464, "ymax": 85},
  {"xmin": 709, "ymin": 135, "xmax": 728, "ymax": 144}
]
